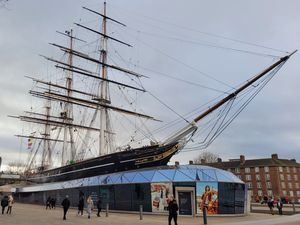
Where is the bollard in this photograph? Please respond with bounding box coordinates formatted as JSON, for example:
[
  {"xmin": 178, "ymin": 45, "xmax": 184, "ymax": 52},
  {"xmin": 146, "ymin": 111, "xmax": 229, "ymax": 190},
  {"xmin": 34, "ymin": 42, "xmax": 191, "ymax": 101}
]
[
  {"xmin": 139, "ymin": 205, "xmax": 143, "ymax": 220},
  {"xmin": 106, "ymin": 203, "xmax": 109, "ymax": 217},
  {"xmin": 203, "ymin": 207, "xmax": 207, "ymax": 225}
]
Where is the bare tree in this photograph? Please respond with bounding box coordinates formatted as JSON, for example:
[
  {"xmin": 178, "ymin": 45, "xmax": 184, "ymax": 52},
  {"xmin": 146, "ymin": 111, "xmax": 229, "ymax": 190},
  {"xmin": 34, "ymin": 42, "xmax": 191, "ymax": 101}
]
[{"xmin": 194, "ymin": 151, "xmax": 219, "ymax": 164}]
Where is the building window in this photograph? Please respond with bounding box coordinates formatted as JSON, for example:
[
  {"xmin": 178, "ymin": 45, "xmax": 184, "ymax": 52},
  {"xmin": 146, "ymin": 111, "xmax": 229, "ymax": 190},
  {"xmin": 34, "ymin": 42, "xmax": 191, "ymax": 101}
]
[
  {"xmin": 248, "ymin": 190, "xmax": 253, "ymax": 197},
  {"xmin": 267, "ymin": 190, "xmax": 273, "ymax": 197},
  {"xmin": 237, "ymin": 175, "xmax": 242, "ymax": 179},
  {"xmin": 257, "ymin": 182, "xmax": 262, "ymax": 189},
  {"xmin": 293, "ymin": 167, "xmax": 297, "ymax": 173},
  {"xmin": 290, "ymin": 191, "xmax": 294, "ymax": 197},
  {"xmin": 256, "ymin": 174, "xmax": 261, "ymax": 181},
  {"xmin": 287, "ymin": 175, "xmax": 291, "ymax": 181},
  {"xmin": 294, "ymin": 175, "xmax": 298, "ymax": 181},
  {"xmin": 282, "ymin": 190, "xmax": 287, "ymax": 196},
  {"xmin": 286, "ymin": 167, "xmax": 290, "ymax": 173},
  {"xmin": 255, "ymin": 167, "xmax": 260, "ymax": 173},
  {"xmin": 281, "ymin": 182, "xmax": 286, "ymax": 189},
  {"xmin": 264, "ymin": 166, "xmax": 269, "ymax": 172},
  {"xmin": 245, "ymin": 167, "xmax": 250, "ymax": 173},
  {"xmin": 246, "ymin": 175, "xmax": 252, "ymax": 181},
  {"xmin": 235, "ymin": 168, "xmax": 240, "ymax": 173},
  {"xmin": 267, "ymin": 182, "xmax": 272, "ymax": 189},
  {"xmin": 280, "ymin": 174, "xmax": 284, "ymax": 180},
  {"xmin": 279, "ymin": 167, "xmax": 283, "ymax": 172},
  {"xmin": 296, "ymin": 183, "xmax": 299, "ymax": 189},
  {"xmin": 247, "ymin": 182, "xmax": 252, "ymax": 189},
  {"xmin": 258, "ymin": 190, "xmax": 263, "ymax": 196},
  {"xmin": 288, "ymin": 183, "xmax": 292, "ymax": 189},
  {"xmin": 265, "ymin": 174, "xmax": 270, "ymax": 180}
]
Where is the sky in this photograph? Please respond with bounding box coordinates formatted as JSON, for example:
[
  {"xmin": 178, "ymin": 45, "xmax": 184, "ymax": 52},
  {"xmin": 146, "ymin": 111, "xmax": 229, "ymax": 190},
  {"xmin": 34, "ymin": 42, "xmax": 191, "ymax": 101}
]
[{"xmin": 0, "ymin": 0, "xmax": 299, "ymax": 169}]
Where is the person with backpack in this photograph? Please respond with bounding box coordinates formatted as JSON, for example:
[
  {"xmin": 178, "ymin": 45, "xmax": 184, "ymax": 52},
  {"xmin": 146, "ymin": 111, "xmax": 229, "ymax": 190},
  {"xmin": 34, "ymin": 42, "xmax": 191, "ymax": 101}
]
[
  {"xmin": 1, "ymin": 195, "xmax": 8, "ymax": 214},
  {"xmin": 267, "ymin": 196, "xmax": 274, "ymax": 215}
]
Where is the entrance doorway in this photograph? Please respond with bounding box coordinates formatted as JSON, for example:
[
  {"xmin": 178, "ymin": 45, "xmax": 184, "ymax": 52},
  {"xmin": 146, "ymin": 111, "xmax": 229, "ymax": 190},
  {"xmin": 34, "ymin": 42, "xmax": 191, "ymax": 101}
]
[
  {"xmin": 178, "ymin": 191, "xmax": 192, "ymax": 215},
  {"xmin": 175, "ymin": 187, "xmax": 195, "ymax": 216}
]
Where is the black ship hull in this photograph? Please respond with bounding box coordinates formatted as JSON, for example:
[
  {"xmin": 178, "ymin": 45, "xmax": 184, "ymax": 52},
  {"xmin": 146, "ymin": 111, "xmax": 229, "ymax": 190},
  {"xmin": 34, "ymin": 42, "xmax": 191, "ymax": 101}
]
[{"xmin": 26, "ymin": 142, "xmax": 180, "ymax": 183}]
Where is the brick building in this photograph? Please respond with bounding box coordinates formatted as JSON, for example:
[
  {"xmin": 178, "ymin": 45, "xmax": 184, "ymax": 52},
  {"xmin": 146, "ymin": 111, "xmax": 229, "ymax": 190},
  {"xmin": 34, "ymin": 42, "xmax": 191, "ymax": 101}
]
[{"xmin": 202, "ymin": 154, "xmax": 300, "ymax": 203}]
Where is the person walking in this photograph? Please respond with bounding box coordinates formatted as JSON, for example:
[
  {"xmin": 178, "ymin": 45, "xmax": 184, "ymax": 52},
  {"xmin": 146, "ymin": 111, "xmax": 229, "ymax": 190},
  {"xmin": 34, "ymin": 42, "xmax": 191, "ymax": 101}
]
[
  {"xmin": 96, "ymin": 197, "xmax": 102, "ymax": 217},
  {"xmin": 267, "ymin": 197, "xmax": 274, "ymax": 215},
  {"xmin": 86, "ymin": 196, "xmax": 94, "ymax": 219},
  {"xmin": 6, "ymin": 195, "xmax": 14, "ymax": 214},
  {"xmin": 168, "ymin": 198, "xmax": 179, "ymax": 225},
  {"xmin": 50, "ymin": 197, "xmax": 56, "ymax": 209},
  {"xmin": 46, "ymin": 196, "xmax": 51, "ymax": 210},
  {"xmin": 78, "ymin": 194, "xmax": 84, "ymax": 216},
  {"xmin": 1, "ymin": 195, "xmax": 8, "ymax": 214},
  {"xmin": 276, "ymin": 198, "xmax": 283, "ymax": 215},
  {"xmin": 61, "ymin": 195, "xmax": 70, "ymax": 220}
]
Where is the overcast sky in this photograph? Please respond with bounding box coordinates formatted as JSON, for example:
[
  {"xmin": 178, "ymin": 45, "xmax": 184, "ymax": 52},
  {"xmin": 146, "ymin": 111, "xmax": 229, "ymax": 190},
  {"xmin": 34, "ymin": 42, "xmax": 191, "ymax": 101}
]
[{"xmin": 0, "ymin": 0, "xmax": 299, "ymax": 169}]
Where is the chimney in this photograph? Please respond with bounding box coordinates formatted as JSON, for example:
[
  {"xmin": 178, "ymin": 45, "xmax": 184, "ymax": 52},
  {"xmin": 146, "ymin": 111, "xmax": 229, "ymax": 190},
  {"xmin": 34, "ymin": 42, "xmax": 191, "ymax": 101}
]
[
  {"xmin": 201, "ymin": 159, "xmax": 206, "ymax": 164},
  {"xmin": 189, "ymin": 160, "xmax": 193, "ymax": 165},
  {"xmin": 271, "ymin": 154, "xmax": 278, "ymax": 160},
  {"xmin": 175, "ymin": 161, "xmax": 180, "ymax": 166},
  {"xmin": 217, "ymin": 158, "xmax": 222, "ymax": 163},
  {"xmin": 240, "ymin": 155, "xmax": 245, "ymax": 164}
]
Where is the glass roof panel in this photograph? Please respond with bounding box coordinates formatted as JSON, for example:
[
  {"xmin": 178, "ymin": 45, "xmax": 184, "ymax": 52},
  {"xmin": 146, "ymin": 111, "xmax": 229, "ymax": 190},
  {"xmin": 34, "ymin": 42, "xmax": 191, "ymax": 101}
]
[
  {"xmin": 159, "ymin": 169, "xmax": 176, "ymax": 180},
  {"xmin": 215, "ymin": 170, "xmax": 233, "ymax": 182},
  {"xmin": 140, "ymin": 170, "xmax": 155, "ymax": 181},
  {"xmin": 122, "ymin": 171, "xmax": 138, "ymax": 183},
  {"xmin": 173, "ymin": 170, "xmax": 194, "ymax": 181},
  {"xmin": 197, "ymin": 169, "xmax": 217, "ymax": 181},
  {"xmin": 178, "ymin": 168, "xmax": 197, "ymax": 180},
  {"xmin": 131, "ymin": 172, "xmax": 150, "ymax": 183},
  {"xmin": 151, "ymin": 171, "xmax": 171, "ymax": 182}
]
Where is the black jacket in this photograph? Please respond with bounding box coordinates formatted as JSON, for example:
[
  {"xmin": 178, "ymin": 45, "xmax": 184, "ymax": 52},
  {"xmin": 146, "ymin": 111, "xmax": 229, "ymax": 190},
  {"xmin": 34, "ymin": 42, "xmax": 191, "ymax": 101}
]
[
  {"xmin": 168, "ymin": 201, "xmax": 179, "ymax": 215},
  {"xmin": 61, "ymin": 198, "xmax": 70, "ymax": 209},
  {"xmin": 1, "ymin": 196, "xmax": 8, "ymax": 207}
]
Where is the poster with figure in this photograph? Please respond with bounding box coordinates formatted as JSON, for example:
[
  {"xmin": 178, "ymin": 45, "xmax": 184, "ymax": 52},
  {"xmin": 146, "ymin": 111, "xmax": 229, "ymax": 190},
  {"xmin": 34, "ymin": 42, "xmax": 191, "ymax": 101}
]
[
  {"xmin": 196, "ymin": 182, "xmax": 218, "ymax": 214},
  {"xmin": 151, "ymin": 183, "xmax": 173, "ymax": 212}
]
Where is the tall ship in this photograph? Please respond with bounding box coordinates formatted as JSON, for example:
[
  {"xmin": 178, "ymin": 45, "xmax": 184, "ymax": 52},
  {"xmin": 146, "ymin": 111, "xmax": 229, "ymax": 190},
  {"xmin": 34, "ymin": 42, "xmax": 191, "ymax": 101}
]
[{"xmin": 11, "ymin": 2, "xmax": 295, "ymax": 183}]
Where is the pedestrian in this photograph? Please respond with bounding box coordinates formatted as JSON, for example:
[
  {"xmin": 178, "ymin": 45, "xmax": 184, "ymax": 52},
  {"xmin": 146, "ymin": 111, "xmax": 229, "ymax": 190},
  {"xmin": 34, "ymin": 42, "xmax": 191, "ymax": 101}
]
[
  {"xmin": 6, "ymin": 195, "xmax": 14, "ymax": 214},
  {"xmin": 86, "ymin": 195, "xmax": 94, "ymax": 219},
  {"xmin": 46, "ymin": 196, "xmax": 51, "ymax": 210},
  {"xmin": 96, "ymin": 197, "xmax": 102, "ymax": 217},
  {"xmin": 50, "ymin": 197, "xmax": 56, "ymax": 209},
  {"xmin": 267, "ymin": 197, "xmax": 274, "ymax": 215},
  {"xmin": 78, "ymin": 193, "xmax": 84, "ymax": 216},
  {"xmin": 61, "ymin": 195, "xmax": 70, "ymax": 220},
  {"xmin": 276, "ymin": 198, "xmax": 283, "ymax": 215},
  {"xmin": 168, "ymin": 198, "xmax": 179, "ymax": 225},
  {"xmin": 1, "ymin": 195, "xmax": 8, "ymax": 214}
]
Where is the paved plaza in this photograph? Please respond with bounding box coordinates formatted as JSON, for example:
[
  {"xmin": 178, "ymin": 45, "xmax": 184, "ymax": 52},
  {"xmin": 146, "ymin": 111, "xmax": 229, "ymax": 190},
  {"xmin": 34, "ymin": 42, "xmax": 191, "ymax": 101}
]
[{"xmin": 0, "ymin": 203, "xmax": 299, "ymax": 225}]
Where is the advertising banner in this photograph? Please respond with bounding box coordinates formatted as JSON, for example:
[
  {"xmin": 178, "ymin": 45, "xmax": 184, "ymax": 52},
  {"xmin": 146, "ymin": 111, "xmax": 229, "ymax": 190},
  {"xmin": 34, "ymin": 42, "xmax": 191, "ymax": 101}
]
[
  {"xmin": 196, "ymin": 182, "xmax": 218, "ymax": 214},
  {"xmin": 151, "ymin": 183, "xmax": 173, "ymax": 212}
]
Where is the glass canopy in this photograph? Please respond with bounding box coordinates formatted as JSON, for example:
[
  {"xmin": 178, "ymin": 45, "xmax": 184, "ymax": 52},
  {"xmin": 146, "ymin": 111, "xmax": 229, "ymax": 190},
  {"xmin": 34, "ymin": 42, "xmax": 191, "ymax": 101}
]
[{"xmin": 18, "ymin": 165, "xmax": 243, "ymax": 193}]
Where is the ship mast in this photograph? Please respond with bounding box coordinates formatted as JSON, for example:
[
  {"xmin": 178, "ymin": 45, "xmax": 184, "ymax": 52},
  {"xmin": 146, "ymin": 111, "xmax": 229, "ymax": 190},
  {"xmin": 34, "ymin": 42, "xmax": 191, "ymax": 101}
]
[
  {"xmin": 99, "ymin": 1, "xmax": 109, "ymax": 156},
  {"xmin": 62, "ymin": 29, "xmax": 75, "ymax": 165}
]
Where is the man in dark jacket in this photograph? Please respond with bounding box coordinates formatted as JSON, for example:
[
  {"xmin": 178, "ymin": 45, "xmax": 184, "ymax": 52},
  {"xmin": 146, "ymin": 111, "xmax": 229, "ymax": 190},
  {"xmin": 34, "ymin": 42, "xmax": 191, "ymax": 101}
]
[
  {"xmin": 96, "ymin": 197, "xmax": 102, "ymax": 217},
  {"xmin": 168, "ymin": 199, "xmax": 179, "ymax": 225},
  {"xmin": 77, "ymin": 194, "xmax": 84, "ymax": 216},
  {"xmin": 1, "ymin": 195, "xmax": 9, "ymax": 214},
  {"xmin": 61, "ymin": 195, "xmax": 71, "ymax": 220}
]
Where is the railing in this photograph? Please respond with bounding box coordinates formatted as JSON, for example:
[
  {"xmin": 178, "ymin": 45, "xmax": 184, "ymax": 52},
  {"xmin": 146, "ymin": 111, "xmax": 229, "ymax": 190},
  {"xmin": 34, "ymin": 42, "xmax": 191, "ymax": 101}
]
[{"xmin": 250, "ymin": 203, "xmax": 300, "ymax": 215}]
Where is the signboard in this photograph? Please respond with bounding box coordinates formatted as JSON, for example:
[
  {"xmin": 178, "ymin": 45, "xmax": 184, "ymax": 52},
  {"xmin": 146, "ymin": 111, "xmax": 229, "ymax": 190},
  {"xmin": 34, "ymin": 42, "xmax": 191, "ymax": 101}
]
[
  {"xmin": 151, "ymin": 183, "xmax": 173, "ymax": 212},
  {"xmin": 196, "ymin": 182, "xmax": 218, "ymax": 214}
]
